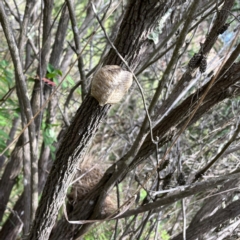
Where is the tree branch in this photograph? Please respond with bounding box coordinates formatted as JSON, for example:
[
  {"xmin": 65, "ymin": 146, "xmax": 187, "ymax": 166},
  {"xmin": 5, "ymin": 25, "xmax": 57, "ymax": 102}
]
[{"xmin": 117, "ymin": 171, "xmax": 240, "ymax": 219}]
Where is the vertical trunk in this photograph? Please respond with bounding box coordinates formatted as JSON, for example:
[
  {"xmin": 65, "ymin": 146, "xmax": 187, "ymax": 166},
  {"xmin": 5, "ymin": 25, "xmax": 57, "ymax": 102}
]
[
  {"xmin": 48, "ymin": 1, "xmax": 179, "ymax": 239},
  {"xmin": 28, "ymin": 95, "xmax": 110, "ymax": 240}
]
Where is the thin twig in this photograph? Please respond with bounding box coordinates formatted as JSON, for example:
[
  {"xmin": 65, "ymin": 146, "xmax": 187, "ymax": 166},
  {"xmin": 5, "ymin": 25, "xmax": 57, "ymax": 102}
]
[
  {"xmin": 91, "ymin": 2, "xmax": 158, "ymax": 145},
  {"xmin": 113, "ymin": 181, "xmax": 120, "ymax": 240},
  {"xmin": 182, "ymin": 198, "xmax": 186, "ymax": 240},
  {"xmin": 139, "ymin": 18, "xmax": 240, "ymax": 194},
  {"xmin": 116, "ymin": 171, "xmax": 240, "ymax": 219},
  {"xmin": 66, "ymin": 0, "xmax": 87, "ymax": 100},
  {"xmin": 0, "ymin": 31, "xmax": 95, "ymax": 156},
  {"xmin": 116, "ymin": 25, "xmax": 240, "ymax": 220},
  {"xmin": 194, "ymin": 119, "xmax": 240, "ymax": 181},
  {"xmin": 1, "ymin": 1, "xmax": 124, "ymax": 156}
]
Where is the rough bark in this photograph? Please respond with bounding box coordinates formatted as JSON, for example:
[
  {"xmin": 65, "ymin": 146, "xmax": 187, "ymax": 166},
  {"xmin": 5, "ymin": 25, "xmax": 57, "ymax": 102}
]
[
  {"xmin": 49, "ymin": 1, "xmax": 240, "ymax": 238},
  {"xmin": 116, "ymin": 171, "xmax": 240, "ymax": 219},
  {"xmin": 171, "ymin": 199, "xmax": 240, "ymax": 240},
  {"xmin": 39, "ymin": 2, "xmax": 70, "ymax": 191},
  {"xmin": 128, "ymin": 61, "xmax": 240, "ymax": 172},
  {"xmin": 104, "ymin": 0, "xmax": 173, "ymax": 69},
  {"xmin": 28, "ymin": 96, "xmax": 110, "ymax": 240},
  {"xmin": 189, "ymin": 179, "xmax": 239, "ymax": 228},
  {"xmin": 55, "ymin": 60, "xmax": 240, "ymax": 239},
  {"xmin": 29, "ymin": 1, "xmax": 178, "ymax": 239}
]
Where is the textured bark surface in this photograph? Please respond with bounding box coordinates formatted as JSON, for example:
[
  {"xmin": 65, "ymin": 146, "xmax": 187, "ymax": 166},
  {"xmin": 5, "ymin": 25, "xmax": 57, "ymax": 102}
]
[
  {"xmin": 172, "ymin": 199, "xmax": 240, "ymax": 240},
  {"xmin": 10, "ymin": 0, "xmax": 237, "ymax": 239},
  {"xmin": 189, "ymin": 179, "xmax": 239, "ymax": 228},
  {"xmin": 51, "ymin": 53, "xmax": 240, "ymax": 240},
  {"xmin": 28, "ymin": 95, "xmax": 110, "ymax": 240},
  {"xmin": 116, "ymin": 171, "xmax": 240, "ymax": 218},
  {"xmin": 105, "ymin": 0, "xmax": 173, "ymax": 68},
  {"xmin": 0, "ymin": 4, "xmax": 70, "ymax": 236},
  {"xmin": 128, "ymin": 61, "xmax": 240, "ymax": 172},
  {"xmin": 29, "ymin": 1, "xmax": 179, "ymax": 239},
  {"xmin": 49, "ymin": 1, "xmax": 240, "ymax": 238}
]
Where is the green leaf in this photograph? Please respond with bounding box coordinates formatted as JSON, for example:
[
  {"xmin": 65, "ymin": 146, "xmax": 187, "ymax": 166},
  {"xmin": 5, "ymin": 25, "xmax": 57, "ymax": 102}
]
[
  {"xmin": 0, "ymin": 140, "xmax": 7, "ymax": 149},
  {"xmin": 56, "ymin": 69, "xmax": 63, "ymax": 76},
  {"xmin": 0, "ymin": 129, "xmax": 10, "ymax": 139},
  {"xmin": 62, "ymin": 81, "xmax": 68, "ymax": 89},
  {"xmin": 47, "ymin": 63, "xmax": 55, "ymax": 73},
  {"xmin": 47, "ymin": 72, "xmax": 57, "ymax": 79},
  {"xmin": 53, "ymin": 78, "xmax": 59, "ymax": 85},
  {"xmin": 0, "ymin": 60, "xmax": 8, "ymax": 68},
  {"xmin": 161, "ymin": 230, "xmax": 170, "ymax": 240},
  {"xmin": 140, "ymin": 189, "xmax": 147, "ymax": 200},
  {"xmin": 66, "ymin": 75, "xmax": 75, "ymax": 86},
  {"xmin": 48, "ymin": 128, "xmax": 56, "ymax": 139}
]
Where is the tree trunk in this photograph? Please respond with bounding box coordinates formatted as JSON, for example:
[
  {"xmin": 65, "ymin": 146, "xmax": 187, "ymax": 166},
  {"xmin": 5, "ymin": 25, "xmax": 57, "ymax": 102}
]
[{"xmin": 28, "ymin": 1, "xmax": 178, "ymax": 239}]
